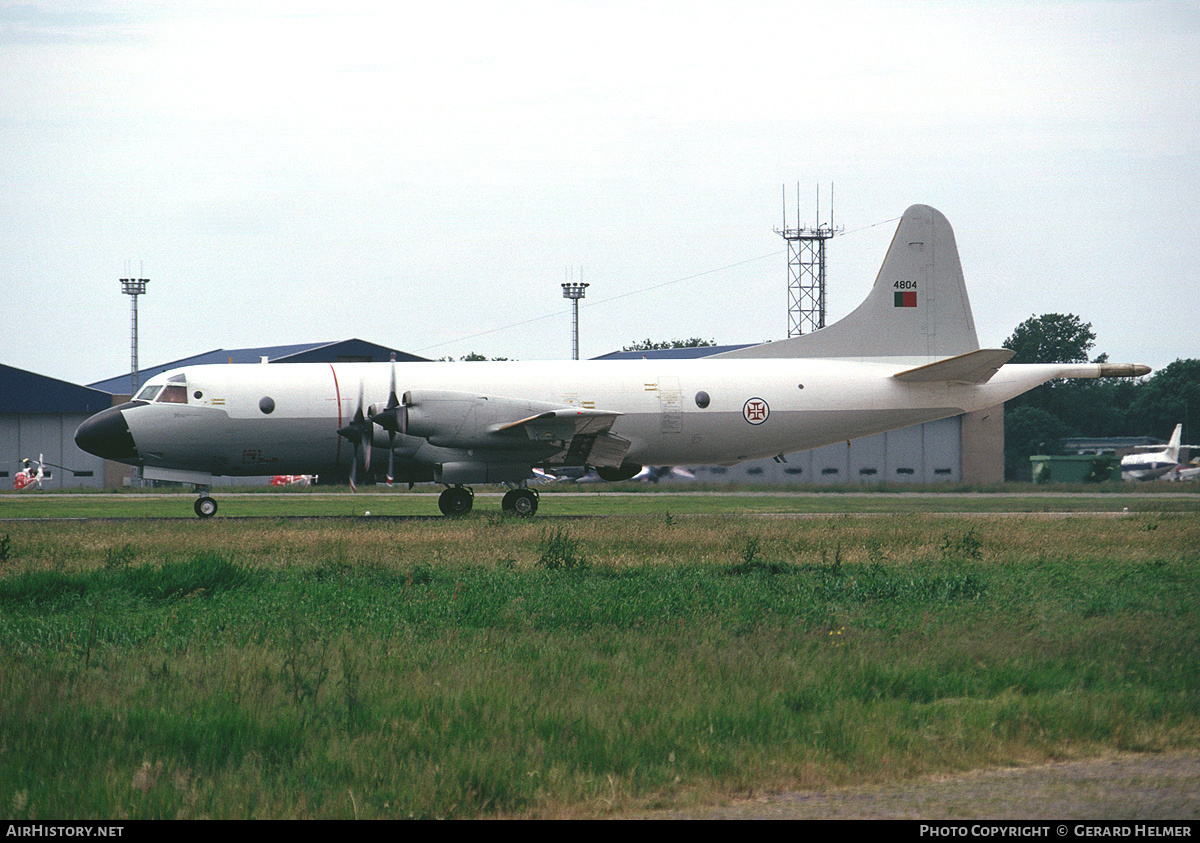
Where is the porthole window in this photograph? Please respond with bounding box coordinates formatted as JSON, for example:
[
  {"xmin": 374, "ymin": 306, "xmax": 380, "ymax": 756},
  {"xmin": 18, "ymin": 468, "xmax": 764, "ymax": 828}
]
[
  {"xmin": 259, "ymin": 396, "xmax": 275, "ymax": 414},
  {"xmin": 194, "ymin": 391, "xmax": 203, "ymax": 400},
  {"xmin": 694, "ymin": 390, "xmax": 710, "ymax": 409}
]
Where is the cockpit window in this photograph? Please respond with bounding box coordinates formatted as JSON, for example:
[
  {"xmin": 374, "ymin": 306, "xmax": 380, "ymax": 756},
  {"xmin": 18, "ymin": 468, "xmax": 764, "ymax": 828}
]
[
  {"xmin": 136, "ymin": 384, "xmax": 162, "ymax": 401},
  {"xmin": 157, "ymin": 384, "xmax": 188, "ymax": 404}
]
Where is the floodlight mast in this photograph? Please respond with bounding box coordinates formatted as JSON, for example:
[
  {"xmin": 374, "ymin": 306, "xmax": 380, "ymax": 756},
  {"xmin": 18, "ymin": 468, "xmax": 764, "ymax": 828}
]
[
  {"xmin": 120, "ymin": 276, "xmax": 149, "ymax": 394},
  {"xmin": 561, "ymin": 277, "xmax": 588, "ymax": 360}
]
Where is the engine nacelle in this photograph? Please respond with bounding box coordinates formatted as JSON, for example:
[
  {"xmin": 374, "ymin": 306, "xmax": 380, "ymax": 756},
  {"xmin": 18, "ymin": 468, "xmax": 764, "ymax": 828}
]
[
  {"xmin": 596, "ymin": 463, "xmax": 643, "ymax": 482},
  {"xmin": 402, "ymin": 389, "xmax": 560, "ymax": 449}
]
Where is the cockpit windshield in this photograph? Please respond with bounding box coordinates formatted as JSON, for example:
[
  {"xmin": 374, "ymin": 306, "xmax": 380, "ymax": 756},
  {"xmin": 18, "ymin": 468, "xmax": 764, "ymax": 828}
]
[
  {"xmin": 157, "ymin": 384, "xmax": 188, "ymax": 404},
  {"xmin": 135, "ymin": 384, "xmax": 162, "ymax": 401}
]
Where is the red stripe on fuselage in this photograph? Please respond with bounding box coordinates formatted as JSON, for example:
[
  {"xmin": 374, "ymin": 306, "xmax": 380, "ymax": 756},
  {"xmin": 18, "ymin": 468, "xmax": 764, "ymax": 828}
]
[{"xmin": 329, "ymin": 364, "xmax": 343, "ymax": 469}]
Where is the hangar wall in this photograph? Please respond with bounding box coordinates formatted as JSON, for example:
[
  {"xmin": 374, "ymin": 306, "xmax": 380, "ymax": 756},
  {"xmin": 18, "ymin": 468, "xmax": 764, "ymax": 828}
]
[
  {"xmin": 1, "ymin": 414, "xmax": 108, "ymax": 490},
  {"xmin": 688, "ymin": 406, "xmax": 1003, "ymax": 486},
  {"xmin": 2, "ymin": 364, "xmax": 114, "ymax": 490}
]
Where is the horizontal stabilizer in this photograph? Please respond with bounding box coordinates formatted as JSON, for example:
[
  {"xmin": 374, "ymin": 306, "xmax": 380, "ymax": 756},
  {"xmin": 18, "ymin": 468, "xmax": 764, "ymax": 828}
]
[{"xmin": 893, "ymin": 349, "xmax": 1015, "ymax": 384}]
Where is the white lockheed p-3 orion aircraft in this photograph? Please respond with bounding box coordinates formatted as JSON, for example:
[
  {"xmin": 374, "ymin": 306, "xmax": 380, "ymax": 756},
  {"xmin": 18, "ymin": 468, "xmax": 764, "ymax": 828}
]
[{"xmin": 75, "ymin": 205, "xmax": 1149, "ymax": 518}]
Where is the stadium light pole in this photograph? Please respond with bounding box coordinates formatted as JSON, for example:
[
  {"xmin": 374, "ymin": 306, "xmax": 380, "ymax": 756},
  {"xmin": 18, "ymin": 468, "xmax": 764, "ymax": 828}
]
[
  {"xmin": 120, "ymin": 276, "xmax": 149, "ymax": 394},
  {"xmin": 561, "ymin": 281, "xmax": 588, "ymax": 360}
]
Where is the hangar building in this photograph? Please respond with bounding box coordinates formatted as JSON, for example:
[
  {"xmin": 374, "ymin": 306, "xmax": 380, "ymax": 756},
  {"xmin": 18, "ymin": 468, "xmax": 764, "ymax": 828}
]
[{"xmin": 1, "ymin": 364, "xmax": 114, "ymax": 489}]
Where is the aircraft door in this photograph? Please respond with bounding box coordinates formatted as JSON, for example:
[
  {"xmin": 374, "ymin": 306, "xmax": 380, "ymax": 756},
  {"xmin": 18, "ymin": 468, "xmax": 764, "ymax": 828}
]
[{"xmin": 658, "ymin": 377, "xmax": 683, "ymax": 434}]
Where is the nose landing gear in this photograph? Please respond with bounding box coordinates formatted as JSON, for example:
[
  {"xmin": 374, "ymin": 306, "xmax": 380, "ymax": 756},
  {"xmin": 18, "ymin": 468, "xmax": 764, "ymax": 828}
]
[{"xmin": 194, "ymin": 489, "xmax": 218, "ymax": 518}]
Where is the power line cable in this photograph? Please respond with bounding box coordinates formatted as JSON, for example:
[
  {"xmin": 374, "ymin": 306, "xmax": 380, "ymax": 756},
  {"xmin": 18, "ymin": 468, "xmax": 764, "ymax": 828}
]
[{"xmin": 415, "ymin": 217, "xmax": 900, "ymax": 354}]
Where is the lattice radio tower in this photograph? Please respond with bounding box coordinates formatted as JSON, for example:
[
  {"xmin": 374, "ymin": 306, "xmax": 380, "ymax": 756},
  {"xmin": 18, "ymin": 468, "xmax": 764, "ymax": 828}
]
[{"xmin": 775, "ymin": 184, "xmax": 842, "ymax": 337}]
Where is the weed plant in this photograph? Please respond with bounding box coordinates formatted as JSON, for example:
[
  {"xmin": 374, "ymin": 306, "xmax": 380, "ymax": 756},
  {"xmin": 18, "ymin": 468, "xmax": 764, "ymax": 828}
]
[{"xmin": 0, "ymin": 513, "xmax": 1197, "ymax": 818}]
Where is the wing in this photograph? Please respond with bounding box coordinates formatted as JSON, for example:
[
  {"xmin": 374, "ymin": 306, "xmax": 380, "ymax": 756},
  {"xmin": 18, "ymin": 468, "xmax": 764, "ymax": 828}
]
[{"xmin": 402, "ymin": 390, "xmax": 630, "ymax": 469}]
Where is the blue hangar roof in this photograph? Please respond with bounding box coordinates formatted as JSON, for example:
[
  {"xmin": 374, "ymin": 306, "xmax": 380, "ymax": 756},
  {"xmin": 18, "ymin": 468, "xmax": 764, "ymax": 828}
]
[
  {"xmin": 1, "ymin": 364, "xmax": 115, "ymax": 415},
  {"xmin": 88, "ymin": 339, "xmax": 430, "ymax": 395}
]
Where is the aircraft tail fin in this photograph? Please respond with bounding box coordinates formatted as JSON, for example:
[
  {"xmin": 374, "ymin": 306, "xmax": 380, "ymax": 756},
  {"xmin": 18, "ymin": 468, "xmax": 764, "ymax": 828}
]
[
  {"xmin": 1167, "ymin": 423, "xmax": 1183, "ymax": 461},
  {"xmin": 712, "ymin": 204, "xmax": 980, "ymax": 362}
]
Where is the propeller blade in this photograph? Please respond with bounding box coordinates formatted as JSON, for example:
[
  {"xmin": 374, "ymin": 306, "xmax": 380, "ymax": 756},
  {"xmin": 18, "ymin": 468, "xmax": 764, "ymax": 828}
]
[
  {"xmin": 337, "ymin": 380, "xmax": 374, "ymax": 491},
  {"xmin": 368, "ymin": 361, "xmax": 402, "ymax": 486},
  {"xmin": 356, "ymin": 382, "xmax": 372, "ymax": 474}
]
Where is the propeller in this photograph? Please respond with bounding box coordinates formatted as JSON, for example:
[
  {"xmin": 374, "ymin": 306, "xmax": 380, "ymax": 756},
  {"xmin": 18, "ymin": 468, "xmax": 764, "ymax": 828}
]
[
  {"xmin": 336, "ymin": 381, "xmax": 373, "ymax": 491},
  {"xmin": 369, "ymin": 361, "xmax": 406, "ymax": 487}
]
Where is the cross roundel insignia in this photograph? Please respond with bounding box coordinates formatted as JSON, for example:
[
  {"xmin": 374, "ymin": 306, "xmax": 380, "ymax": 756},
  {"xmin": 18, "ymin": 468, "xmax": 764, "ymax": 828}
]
[{"xmin": 743, "ymin": 397, "xmax": 769, "ymax": 425}]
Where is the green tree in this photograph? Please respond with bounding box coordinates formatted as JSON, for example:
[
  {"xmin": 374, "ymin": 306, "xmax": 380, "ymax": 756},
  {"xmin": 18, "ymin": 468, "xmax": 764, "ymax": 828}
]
[
  {"xmin": 1001, "ymin": 313, "xmax": 1105, "ymax": 479},
  {"xmin": 437, "ymin": 352, "xmax": 511, "ymax": 361},
  {"xmin": 1128, "ymin": 359, "xmax": 1200, "ymax": 446},
  {"xmin": 621, "ymin": 337, "xmax": 715, "ymax": 352},
  {"xmin": 1002, "ymin": 313, "xmax": 1096, "ymax": 364},
  {"xmin": 1004, "ymin": 406, "xmax": 1070, "ymax": 481}
]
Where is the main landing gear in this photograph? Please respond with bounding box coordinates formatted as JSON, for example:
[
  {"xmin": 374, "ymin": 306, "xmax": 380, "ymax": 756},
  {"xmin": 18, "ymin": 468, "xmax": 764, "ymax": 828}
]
[
  {"xmin": 436, "ymin": 485, "xmax": 540, "ymax": 517},
  {"xmin": 194, "ymin": 487, "xmax": 218, "ymax": 519},
  {"xmin": 501, "ymin": 487, "xmax": 539, "ymax": 516},
  {"xmin": 188, "ymin": 483, "xmax": 537, "ymax": 519},
  {"xmin": 438, "ymin": 485, "xmax": 474, "ymax": 516}
]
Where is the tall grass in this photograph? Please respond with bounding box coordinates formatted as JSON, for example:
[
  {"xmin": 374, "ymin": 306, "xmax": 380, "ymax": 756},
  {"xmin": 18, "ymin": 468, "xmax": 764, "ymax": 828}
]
[{"xmin": 0, "ymin": 513, "xmax": 1197, "ymax": 817}]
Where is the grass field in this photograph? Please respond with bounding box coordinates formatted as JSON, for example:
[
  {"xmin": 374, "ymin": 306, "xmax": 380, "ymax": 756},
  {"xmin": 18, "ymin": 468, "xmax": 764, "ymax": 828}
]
[
  {"xmin": 3, "ymin": 481, "xmax": 1199, "ymax": 519},
  {"xmin": 1, "ymin": 489, "xmax": 1198, "ymax": 818}
]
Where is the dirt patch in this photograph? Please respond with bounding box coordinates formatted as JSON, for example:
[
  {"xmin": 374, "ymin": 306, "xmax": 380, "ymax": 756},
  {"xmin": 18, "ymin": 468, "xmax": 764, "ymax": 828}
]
[{"xmin": 629, "ymin": 752, "xmax": 1200, "ymax": 819}]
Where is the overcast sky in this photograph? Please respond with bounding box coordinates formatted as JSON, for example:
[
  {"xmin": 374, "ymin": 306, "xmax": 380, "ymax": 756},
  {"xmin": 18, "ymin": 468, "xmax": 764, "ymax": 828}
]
[{"xmin": 3, "ymin": 0, "xmax": 1196, "ymax": 387}]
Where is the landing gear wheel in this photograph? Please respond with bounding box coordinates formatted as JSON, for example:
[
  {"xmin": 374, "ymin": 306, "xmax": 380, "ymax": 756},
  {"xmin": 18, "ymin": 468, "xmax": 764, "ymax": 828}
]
[
  {"xmin": 438, "ymin": 486, "xmax": 474, "ymax": 516},
  {"xmin": 194, "ymin": 496, "xmax": 218, "ymax": 518},
  {"xmin": 502, "ymin": 488, "xmax": 538, "ymax": 516}
]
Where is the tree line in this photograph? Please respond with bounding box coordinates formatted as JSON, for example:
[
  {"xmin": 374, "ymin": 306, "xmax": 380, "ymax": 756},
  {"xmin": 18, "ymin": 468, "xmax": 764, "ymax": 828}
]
[{"xmin": 1001, "ymin": 313, "xmax": 1198, "ymax": 480}]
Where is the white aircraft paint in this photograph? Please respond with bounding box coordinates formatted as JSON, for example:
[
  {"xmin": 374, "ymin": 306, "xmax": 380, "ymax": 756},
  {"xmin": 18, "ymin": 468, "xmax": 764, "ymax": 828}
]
[
  {"xmin": 1121, "ymin": 424, "xmax": 1196, "ymax": 481},
  {"xmin": 75, "ymin": 205, "xmax": 1150, "ymax": 517}
]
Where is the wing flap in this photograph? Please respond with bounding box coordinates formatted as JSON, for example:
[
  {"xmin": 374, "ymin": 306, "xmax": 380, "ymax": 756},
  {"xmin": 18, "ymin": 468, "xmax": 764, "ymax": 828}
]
[
  {"xmin": 510, "ymin": 408, "xmax": 630, "ymax": 468},
  {"xmin": 403, "ymin": 389, "xmax": 628, "ymax": 467}
]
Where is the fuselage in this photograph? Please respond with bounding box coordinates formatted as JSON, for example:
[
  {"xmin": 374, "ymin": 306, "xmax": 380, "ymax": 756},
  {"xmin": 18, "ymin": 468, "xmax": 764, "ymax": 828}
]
[
  {"xmin": 1120, "ymin": 452, "xmax": 1180, "ymax": 481},
  {"xmin": 76, "ymin": 357, "xmax": 1080, "ymax": 483}
]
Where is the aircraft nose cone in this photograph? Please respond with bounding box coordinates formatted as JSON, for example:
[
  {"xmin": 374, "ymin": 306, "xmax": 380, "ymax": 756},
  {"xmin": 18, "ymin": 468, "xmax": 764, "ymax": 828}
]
[{"xmin": 75, "ymin": 405, "xmax": 140, "ymax": 461}]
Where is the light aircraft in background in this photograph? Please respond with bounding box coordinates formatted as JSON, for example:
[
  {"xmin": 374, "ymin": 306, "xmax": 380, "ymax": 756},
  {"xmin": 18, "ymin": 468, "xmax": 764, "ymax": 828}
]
[
  {"xmin": 270, "ymin": 474, "xmax": 316, "ymax": 487},
  {"xmin": 1121, "ymin": 424, "xmax": 1196, "ymax": 481},
  {"xmin": 75, "ymin": 205, "xmax": 1150, "ymax": 518},
  {"xmin": 1177, "ymin": 460, "xmax": 1200, "ymax": 482},
  {"xmin": 540, "ymin": 465, "xmax": 694, "ymax": 483},
  {"xmin": 634, "ymin": 465, "xmax": 695, "ymax": 483},
  {"xmin": 12, "ymin": 455, "xmax": 48, "ymax": 491}
]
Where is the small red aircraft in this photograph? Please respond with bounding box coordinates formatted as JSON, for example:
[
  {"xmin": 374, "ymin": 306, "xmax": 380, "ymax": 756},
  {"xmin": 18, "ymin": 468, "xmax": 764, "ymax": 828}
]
[{"xmin": 270, "ymin": 474, "xmax": 316, "ymax": 487}]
